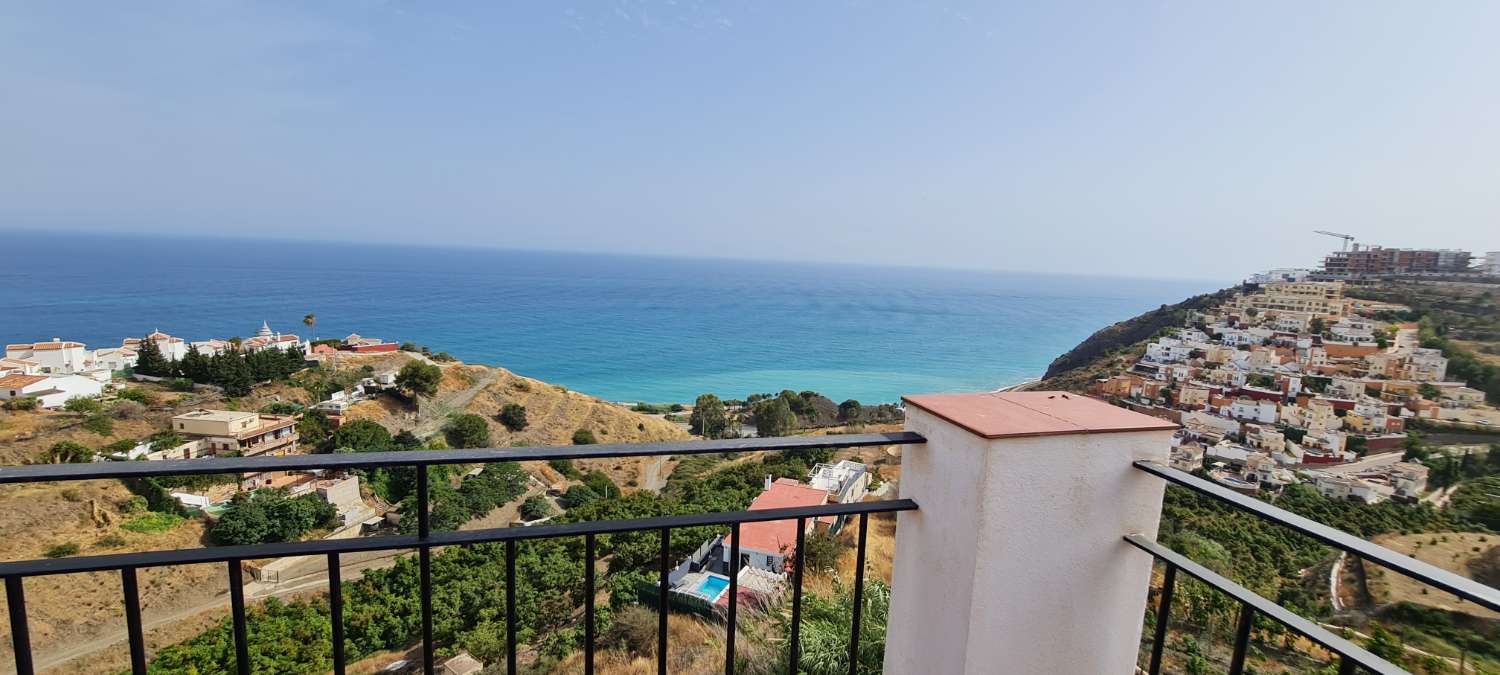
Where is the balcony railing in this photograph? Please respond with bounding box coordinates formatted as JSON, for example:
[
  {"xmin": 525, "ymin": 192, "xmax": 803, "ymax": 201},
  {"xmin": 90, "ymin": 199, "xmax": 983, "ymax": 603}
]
[
  {"xmin": 1130, "ymin": 460, "xmax": 1500, "ymax": 675},
  {"xmin": 0, "ymin": 431, "xmax": 923, "ymax": 675}
]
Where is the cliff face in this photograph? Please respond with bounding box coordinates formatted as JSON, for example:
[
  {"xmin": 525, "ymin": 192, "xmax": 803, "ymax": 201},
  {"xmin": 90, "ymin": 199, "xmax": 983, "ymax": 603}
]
[{"xmin": 1038, "ymin": 285, "xmax": 1242, "ymax": 390}]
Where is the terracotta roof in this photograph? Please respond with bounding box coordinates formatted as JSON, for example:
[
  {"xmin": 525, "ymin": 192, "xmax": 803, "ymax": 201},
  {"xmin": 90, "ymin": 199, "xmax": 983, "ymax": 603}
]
[
  {"xmin": 902, "ymin": 391, "xmax": 1179, "ymax": 439},
  {"xmin": 0, "ymin": 374, "xmax": 47, "ymax": 389},
  {"xmin": 724, "ymin": 479, "xmax": 827, "ymax": 557},
  {"xmin": 10, "ymin": 341, "xmax": 84, "ymax": 351}
]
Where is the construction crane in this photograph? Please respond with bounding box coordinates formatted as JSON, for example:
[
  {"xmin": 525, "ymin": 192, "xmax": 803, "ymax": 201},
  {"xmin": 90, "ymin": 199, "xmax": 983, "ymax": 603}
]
[{"xmin": 1314, "ymin": 230, "xmax": 1356, "ymax": 251}]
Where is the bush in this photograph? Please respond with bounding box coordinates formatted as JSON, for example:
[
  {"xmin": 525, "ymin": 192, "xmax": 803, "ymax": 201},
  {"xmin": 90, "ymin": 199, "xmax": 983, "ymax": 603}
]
[
  {"xmin": 444, "ymin": 413, "xmax": 492, "ymax": 449},
  {"xmin": 121, "ymin": 495, "xmax": 149, "ymax": 514},
  {"xmin": 520, "ymin": 496, "xmax": 553, "ymax": 521},
  {"xmin": 82, "ymin": 412, "xmax": 114, "ymax": 435},
  {"xmin": 260, "ymin": 401, "xmax": 301, "ymax": 415},
  {"xmin": 572, "ymin": 429, "xmax": 597, "ymax": 445},
  {"xmin": 562, "ymin": 484, "xmax": 602, "ymax": 509},
  {"xmin": 111, "ymin": 399, "xmax": 147, "ymax": 419},
  {"xmin": 117, "ymin": 387, "xmax": 157, "ymax": 406},
  {"xmin": 3, "ymin": 397, "xmax": 39, "ymax": 411},
  {"xmin": 168, "ymin": 378, "xmax": 196, "ymax": 392},
  {"xmin": 41, "ymin": 441, "xmax": 94, "ymax": 463},
  {"xmin": 800, "ymin": 530, "xmax": 841, "ymax": 572},
  {"xmin": 43, "ymin": 543, "xmax": 80, "ymax": 558},
  {"xmin": 121, "ymin": 512, "xmax": 186, "ymax": 533},
  {"xmin": 60, "ymin": 488, "xmax": 82, "ymax": 502},
  {"xmin": 549, "ymin": 458, "xmax": 583, "ymax": 479},
  {"xmin": 498, "ymin": 403, "xmax": 528, "ymax": 432},
  {"xmin": 95, "ymin": 534, "xmax": 127, "ymax": 549},
  {"xmin": 211, "ymin": 490, "xmax": 337, "ymax": 545},
  {"xmin": 64, "ymin": 397, "xmax": 103, "ymax": 414}
]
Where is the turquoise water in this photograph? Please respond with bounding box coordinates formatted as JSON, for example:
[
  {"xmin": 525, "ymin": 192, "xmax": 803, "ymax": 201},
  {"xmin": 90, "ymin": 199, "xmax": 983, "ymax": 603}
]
[
  {"xmin": 697, "ymin": 574, "xmax": 730, "ymax": 600},
  {"xmin": 0, "ymin": 231, "xmax": 1220, "ymax": 403}
]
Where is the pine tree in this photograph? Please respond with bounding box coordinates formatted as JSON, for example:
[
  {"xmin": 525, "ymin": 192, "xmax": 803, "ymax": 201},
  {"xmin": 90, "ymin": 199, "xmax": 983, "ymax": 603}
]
[
  {"xmin": 212, "ymin": 350, "xmax": 253, "ymax": 397},
  {"xmin": 134, "ymin": 337, "xmax": 170, "ymax": 376},
  {"xmin": 179, "ymin": 345, "xmax": 211, "ymax": 383}
]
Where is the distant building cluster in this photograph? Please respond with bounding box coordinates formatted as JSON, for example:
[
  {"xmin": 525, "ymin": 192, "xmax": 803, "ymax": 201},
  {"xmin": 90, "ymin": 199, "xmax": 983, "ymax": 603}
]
[{"xmin": 1091, "ymin": 278, "xmax": 1494, "ymax": 504}]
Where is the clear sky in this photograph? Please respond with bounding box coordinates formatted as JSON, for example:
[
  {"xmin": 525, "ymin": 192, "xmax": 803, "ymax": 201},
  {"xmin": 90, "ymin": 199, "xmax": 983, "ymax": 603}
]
[{"xmin": 2, "ymin": 2, "xmax": 1496, "ymax": 280}]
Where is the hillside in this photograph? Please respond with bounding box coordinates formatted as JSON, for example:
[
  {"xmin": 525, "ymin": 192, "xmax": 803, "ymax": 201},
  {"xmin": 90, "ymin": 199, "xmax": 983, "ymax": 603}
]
[
  {"xmin": 1037, "ymin": 284, "xmax": 1240, "ymax": 391},
  {"xmin": 333, "ymin": 352, "xmax": 690, "ymax": 487},
  {"xmin": 0, "ymin": 352, "xmax": 687, "ymax": 673}
]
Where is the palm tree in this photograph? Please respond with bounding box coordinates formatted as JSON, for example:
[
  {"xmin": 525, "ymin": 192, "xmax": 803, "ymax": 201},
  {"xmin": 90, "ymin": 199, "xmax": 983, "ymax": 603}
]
[{"xmin": 303, "ymin": 313, "xmax": 316, "ymax": 340}]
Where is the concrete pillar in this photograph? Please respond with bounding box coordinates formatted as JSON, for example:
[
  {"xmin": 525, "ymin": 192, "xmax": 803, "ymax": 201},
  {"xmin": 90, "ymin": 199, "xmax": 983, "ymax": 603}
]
[{"xmin": 883, "ymin": 392, "xmax": 1176, "ymax": 675}]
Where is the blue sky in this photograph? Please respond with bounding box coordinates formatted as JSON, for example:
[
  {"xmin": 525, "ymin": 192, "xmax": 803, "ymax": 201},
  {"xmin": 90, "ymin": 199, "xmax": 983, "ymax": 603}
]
[{"xmin": 1, "ymin": 2, "xmax": 1496, "ymax": 279}]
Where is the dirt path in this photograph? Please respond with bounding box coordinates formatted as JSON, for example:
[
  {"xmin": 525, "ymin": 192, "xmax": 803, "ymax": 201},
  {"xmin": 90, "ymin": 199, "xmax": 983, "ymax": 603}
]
[
  {"xmin": 639, "ymin": 455, "xmax": 670, "ymax": 492},
  {"xmin": 409, "ymin": 368, "xmax": 499, "ymax": 438}
]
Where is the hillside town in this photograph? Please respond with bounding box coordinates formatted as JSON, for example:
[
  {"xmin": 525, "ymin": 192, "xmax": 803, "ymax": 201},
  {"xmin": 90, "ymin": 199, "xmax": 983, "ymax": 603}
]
[{"xmin": 1089, "ymin": 269, "xmax": 1495, "ymax": 505}]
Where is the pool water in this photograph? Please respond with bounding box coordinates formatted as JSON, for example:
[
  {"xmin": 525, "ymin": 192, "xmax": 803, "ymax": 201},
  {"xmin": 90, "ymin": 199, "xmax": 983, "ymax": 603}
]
[{"xmin": 697, "ymin": 575, "xmax": 730, "ymax": 600}]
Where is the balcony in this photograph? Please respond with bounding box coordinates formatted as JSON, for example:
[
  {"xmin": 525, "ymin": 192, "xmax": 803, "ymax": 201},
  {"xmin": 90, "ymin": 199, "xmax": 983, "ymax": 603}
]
[{"xmin": 0, "ymin": 392, "xmax": 1495, "ymax": 674}]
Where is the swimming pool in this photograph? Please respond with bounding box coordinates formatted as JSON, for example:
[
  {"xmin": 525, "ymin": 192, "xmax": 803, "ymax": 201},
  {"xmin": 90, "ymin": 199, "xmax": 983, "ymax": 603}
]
[{"xmin": 697, "ymin": 574, "xmax": 730, "ymax": 600}]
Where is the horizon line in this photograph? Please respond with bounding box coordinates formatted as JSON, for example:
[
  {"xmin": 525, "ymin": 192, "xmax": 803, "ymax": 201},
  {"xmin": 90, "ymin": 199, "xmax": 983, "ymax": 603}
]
[{"xmin": 2, "ymin": 226, "xmax": 1237, "ymax": 286}]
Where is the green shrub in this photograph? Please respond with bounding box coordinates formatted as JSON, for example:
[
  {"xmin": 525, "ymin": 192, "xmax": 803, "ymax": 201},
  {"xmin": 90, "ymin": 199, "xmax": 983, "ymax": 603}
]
[
  {"xmin": 443, "ymin": 413, "xmax": 492, "ymax": 449},
  {"xmin": 168, "ymin": 378, "xmax": 196, "ymax": 392},
  {"xmin": 549, "ymin": 459, "xmax": 583, "ymax": 479},
  {"xmin": 116, "ymin": 387, "xmax": 157, "ymax": 405},
  {"xmin": 95, "ymin": 534, "xmax": 127, "ymax": 549},
  {"xmin": 121, "ymin": 512, "xmax": 185, "ymax": 533},
  {"xmin": 572, "ymin": 428, "xmax": 597, "ymax": 445},
  {"xmin": 82, "ymin": 412, "xmax": 114, "ymax": 435},
  {"xmin": 120, "ymin": 495, "xmax": 149, "ymax": 513},
  {"xmin": 498, "ymin": 403, "xmax": 528, "ymax": 432},
  {"xmin": 520, "ymin": 496, "xmax": 553, "ymax": 521},
  {"xmin": 64, "ymin": 397, "xmax": 103, "ymax": 414},
  {"xmin": 3, "ymin": 397, "xmax": 39, "ymax": 411},
  {"xmin": 43, "ymin": 543, "xmax": 80, "ymax": 559}
]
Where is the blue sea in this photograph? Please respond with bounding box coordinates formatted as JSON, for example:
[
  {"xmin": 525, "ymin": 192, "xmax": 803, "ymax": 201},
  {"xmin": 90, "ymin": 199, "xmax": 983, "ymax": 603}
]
[{"xmin": 0, "ymin": 231, "xmax": 1221, "ymax": 403}]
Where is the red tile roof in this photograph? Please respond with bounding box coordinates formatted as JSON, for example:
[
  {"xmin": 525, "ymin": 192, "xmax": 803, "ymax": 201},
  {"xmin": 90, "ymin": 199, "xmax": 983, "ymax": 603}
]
[
  {"xmin": 902, "ymin": 391, "xmax": 1179, "ymax": 439},
  {"xmin": 0, "ymin": 374, "xmax": 47, "ymax": 389},
  {"xmin": 725, "ymin": 478, "xmax": 827, "ymax": 557}
]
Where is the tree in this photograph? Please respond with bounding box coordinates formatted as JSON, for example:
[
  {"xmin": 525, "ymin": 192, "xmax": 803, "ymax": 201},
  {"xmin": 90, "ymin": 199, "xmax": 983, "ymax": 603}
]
[
  {"xmin": 42, "ymin": 441, "xmax": 93, "ymax": 464},
  {"xmin": 1363, "ymin": 623, "xmax": 1405, "ymax": 662},
  {"xmin": 1418, "ymin": 383, "xmax": 1442, "ymax": 400},
  {"xmin": 688, "ymin": 394, "xmax": 731, "ymax": 439},
  {"xmin": 297, "ymin": 410, "xmax": 333, "ymax": 449},
  {"xmin": 211, "ymin": 350, "xmax": 253, "ymax": 397},
  {"xmin": 63, "ymin": 397, "xmax": 102, "ymax": 414},
  {"xmin": 397, "ymin": 361, "xmax": 442, "ymax": 401},
  {"xmin": 572, "ymin": 428, "xmax": 597, "ymax": 445},
  {"xmin": 582, "ymin": 470, "xmax": 619, "ymax": 499},
  {"xmin": 179, "ymin": 345, "xmax": 211, "ymax": 383},
  {"xmin": 333, "ymin": 419, "xmax": 392, "ymax": 453},
  {"xmin": 752, "ymin": 397, "xmax": 797, "ymax": 438},
  {"xmin": 1310, "ymin": 317, "xmax": 1326, "ymax": 335},
  {"xmin": 838, "ymin": 399, "xmax": 863, "ymax": 423},
  {"xmin": 562, "ymin": 484, "xmax": 602, "ymax": 509},
  {"xmin": 134, "ymin": 337, "xmax": 171, "ymax": 376},
  {"xmin": 211, "ymin": 489, "xmax": 338, "ymax": 545},
  {"xmin": 520, "ymin": 496, "xmax": 553, "ymax": 521},
  {"xmin": 303, "ymin": 313, "xmax": 316, "ymax": 339},
  {"xmin": 498, "ymin": 403, "xmax": 528, "ymax": 432},
  {"xmin": 444, "ymin": 413, "xmax": 491, "ymax": 449},
  {"xmin": 3, "ymin": 396, "xmax": 39, "ymax": 411}
]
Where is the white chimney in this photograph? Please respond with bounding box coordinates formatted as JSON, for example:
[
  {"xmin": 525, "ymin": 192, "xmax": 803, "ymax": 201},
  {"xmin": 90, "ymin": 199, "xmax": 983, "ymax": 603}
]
[{"xmin": 763, "ymin": 475, "xmax": 771, "ymax": 490}]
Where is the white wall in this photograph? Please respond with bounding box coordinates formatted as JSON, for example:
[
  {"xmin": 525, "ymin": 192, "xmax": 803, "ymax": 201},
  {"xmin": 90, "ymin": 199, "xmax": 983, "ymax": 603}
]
[{"xmin": 884, "ymin": 405, "xmax": 1172, "ymax": 674}]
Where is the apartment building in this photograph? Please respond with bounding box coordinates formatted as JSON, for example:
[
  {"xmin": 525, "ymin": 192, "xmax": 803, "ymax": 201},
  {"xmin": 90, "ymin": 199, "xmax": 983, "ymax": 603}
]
[
  {"xmin": 170, "ymin": 409, "xmax": 300, "ymax": 488},
  {"xmin": 1238, "ymin": 281, "xmax": 1348, "ymax": 317},
  {"xmin": 1322, "ymin": 246, "xmax": 1472, "ymax": 276}
]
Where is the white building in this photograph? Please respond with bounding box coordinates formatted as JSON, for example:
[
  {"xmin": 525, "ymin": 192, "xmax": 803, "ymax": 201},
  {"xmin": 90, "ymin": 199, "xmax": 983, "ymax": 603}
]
[
  {"xmin": 1482, "ymin": 251, "xmax": 1500, "ymax": 276},
  {"xmin": 0, "ymin": 373, "xmax": 105, "ymax": 408},
  {"xmin": 128, "ymin": 331, "xmax": 189, "ymax": 361},
  {"xmin": 5, "ymin": 339, "xmax": 93, "ymax": 375},
  {"xmin": 241, "ymin": 322, "xmax": 308, "ymax": 354},
  {"xmin": 808, "ymin": 460, "xmax": 871, "ymax": 506},
  {"xmin": 1247, "ymin": 268, "xmax": 1314, "ymax": 284},
  {"xmin": 1227, "ymin": 397, "xmax": 1278, "ymax": 424},
  {"xmin": 91, "ymin": 347, "xmax": 137, "ymax": 372},
  {"xmin": 1145, "ymin": 338, "xmax": 1194, "ymax": 364}
]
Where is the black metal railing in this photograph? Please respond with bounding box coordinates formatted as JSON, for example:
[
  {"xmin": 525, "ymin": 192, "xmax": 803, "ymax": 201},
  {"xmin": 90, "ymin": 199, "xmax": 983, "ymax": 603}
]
[
  {"xmin": 0, "ymin": 431, "xmax": 923, "ymax": 675},
  {"xmin": 1130, "ymin": 460, "xmax": 1500, "ymax": 675}
]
